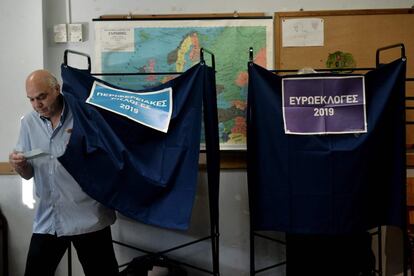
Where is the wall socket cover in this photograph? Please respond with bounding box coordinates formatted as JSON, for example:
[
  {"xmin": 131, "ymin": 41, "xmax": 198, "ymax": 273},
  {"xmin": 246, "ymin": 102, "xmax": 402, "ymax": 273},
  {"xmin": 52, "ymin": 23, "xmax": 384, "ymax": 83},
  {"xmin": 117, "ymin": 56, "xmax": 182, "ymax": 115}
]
[
  {"xmin": 68, "ymin": 23, "xmax": 83, "ymax": 42},
  {"xmin": 53, "ymin": 24, "xmax": 67, "ymax": 43}
]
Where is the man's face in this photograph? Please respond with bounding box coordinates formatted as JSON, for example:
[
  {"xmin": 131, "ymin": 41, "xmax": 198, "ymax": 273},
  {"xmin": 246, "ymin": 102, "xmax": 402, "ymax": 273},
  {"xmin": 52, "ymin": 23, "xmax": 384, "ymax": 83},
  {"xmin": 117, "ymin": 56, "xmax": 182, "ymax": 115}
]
[{"xmin": 26, "ymin": 79, "xmax": 60, "ymax": 118}]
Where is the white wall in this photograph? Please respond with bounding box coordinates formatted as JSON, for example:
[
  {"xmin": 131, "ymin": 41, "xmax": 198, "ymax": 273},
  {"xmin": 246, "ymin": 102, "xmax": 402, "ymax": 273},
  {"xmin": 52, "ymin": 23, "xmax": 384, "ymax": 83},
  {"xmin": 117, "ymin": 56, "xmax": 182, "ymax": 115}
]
[
  {"xmin": 1, "ymin": 0, "xmax": 413, "ymax": 275},
  {"xmin": 0, "ymin": 1, "xmax": 42, "ymax": 272},
  {"xmin": 0, "ymin": 0, "xmax": 43, "ymax": 161}
]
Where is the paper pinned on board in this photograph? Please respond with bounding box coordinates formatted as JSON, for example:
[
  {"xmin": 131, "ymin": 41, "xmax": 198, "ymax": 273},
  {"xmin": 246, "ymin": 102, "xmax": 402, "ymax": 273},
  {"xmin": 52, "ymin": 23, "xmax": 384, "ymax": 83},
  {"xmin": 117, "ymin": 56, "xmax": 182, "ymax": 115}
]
[{"xmin": 282, "ymin": 18, "xmax": 324, "ymax": 47}]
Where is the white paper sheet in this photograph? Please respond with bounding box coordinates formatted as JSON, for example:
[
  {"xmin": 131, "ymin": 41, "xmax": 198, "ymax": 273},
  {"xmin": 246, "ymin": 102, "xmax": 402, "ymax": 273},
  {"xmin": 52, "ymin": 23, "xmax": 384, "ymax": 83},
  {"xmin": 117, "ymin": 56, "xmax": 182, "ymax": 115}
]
[{"xmin": 282, "ymin": 18, "xmax": 324, "ymax": 47}]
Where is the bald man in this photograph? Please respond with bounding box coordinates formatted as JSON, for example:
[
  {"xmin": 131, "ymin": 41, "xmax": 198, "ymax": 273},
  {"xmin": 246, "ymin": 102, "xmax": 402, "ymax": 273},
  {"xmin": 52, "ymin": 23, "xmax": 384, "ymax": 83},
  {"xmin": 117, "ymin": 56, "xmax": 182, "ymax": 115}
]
[{"xmin": 9, "ymin": 70, "xmax": 118, "ymax": 276}]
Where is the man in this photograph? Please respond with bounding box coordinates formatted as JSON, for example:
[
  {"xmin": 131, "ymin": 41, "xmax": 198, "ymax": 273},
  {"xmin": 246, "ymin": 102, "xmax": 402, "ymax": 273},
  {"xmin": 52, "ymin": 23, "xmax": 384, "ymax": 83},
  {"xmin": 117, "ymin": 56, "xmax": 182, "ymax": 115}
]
[{"xmin": 9, "ymin": 70, "xmax": 118, "ymax": 276}]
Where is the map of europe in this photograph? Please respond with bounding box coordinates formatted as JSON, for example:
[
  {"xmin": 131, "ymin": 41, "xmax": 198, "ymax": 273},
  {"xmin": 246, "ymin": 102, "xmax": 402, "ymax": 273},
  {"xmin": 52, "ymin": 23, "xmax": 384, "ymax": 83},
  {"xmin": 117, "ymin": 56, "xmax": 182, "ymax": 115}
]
[{"xmin": 95, "ymin": 20, "xmax": 273, "ymax": 149}]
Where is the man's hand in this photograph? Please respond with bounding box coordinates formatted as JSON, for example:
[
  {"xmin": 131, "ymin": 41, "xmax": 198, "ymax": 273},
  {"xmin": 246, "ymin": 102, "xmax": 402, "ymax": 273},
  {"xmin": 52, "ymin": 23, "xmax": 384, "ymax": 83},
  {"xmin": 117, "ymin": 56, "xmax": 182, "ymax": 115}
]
[{"xmin": 9, "ymin": 151, "xmax": 33, "ymax": 179}]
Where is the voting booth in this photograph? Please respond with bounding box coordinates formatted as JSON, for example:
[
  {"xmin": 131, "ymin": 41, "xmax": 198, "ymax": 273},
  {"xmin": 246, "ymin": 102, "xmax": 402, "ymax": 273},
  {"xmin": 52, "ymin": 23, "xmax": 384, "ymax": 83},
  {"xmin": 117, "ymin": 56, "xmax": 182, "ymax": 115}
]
[
  {"xmin": 62, "ymin": 49, "xmax": 221, "ymax": 275},
  {"xmin": 247, "ymin": 44, "xmax": 407, "ymax": 275}
]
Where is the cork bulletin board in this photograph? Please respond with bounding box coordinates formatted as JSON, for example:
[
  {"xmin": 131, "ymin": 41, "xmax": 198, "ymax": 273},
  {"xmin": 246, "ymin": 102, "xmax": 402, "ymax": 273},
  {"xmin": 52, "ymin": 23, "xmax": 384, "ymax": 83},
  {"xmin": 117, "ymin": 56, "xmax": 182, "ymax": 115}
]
[
  {"xmin": 274, "ymin": 9, "xmax": 414, "ymax": 72},
  {"xmin": 274, "ymin": 9, "xmax": 414, "ymax": 166}
]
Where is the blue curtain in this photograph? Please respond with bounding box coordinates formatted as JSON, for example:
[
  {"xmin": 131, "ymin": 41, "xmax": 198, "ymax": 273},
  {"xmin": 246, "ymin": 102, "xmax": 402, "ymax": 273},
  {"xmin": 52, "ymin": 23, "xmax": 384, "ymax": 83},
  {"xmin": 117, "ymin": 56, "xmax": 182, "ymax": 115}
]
[
  {"xmin": 247, "ymin": 59, "xmax": 406, "ymax": 234},
  {"xmin": 59, "ymin": 63, "xmax": 218, "ymax": 230}
]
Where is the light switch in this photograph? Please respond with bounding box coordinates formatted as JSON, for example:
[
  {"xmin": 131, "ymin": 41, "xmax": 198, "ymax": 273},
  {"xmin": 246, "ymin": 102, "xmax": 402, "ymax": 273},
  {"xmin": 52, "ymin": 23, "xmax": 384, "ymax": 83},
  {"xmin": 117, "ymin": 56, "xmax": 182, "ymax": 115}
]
[
  {"xmin": 68, "ymin": 23, "xmax": 83, "ymax": 42},
  {"xmin": 53, "ymin": 24, "xmax": 67, "ymax": 43}
]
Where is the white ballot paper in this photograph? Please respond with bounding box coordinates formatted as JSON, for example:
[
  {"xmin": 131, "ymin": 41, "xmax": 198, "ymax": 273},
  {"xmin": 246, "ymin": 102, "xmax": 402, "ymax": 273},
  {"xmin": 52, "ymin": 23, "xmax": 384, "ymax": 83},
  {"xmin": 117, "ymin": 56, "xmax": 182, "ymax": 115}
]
[{"xmin": 23, "ymin": 149, "xmax": 49, "ymax": 160}]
